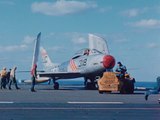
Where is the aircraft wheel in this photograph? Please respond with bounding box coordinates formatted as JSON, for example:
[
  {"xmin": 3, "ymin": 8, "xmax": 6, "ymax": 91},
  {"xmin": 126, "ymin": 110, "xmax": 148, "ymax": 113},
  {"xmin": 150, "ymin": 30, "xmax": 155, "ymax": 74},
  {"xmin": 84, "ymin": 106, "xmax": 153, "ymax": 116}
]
[
  {"xmin": 85, "ymin": 82, "xmax": 96, "ymax": 90},
  {"xmin": 85, "ymin": 82, "xmax": 91, "ymax": 89},
  {"xmin": 54, "ymin": 82, "xmax": 59, "ymax": 90}
]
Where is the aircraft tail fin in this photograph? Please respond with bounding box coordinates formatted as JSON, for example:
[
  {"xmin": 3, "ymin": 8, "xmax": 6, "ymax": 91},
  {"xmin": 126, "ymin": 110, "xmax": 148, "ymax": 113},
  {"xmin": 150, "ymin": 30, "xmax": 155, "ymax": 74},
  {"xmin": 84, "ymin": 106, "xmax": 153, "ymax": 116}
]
[
  {"xmin": 89, "ymin": 34, "xmax": 109, "ymax": 55},
  {"xmin": 40, "ymin": 47, "xmax": 57, "ymax": 71},
  {"xmin": 31, "ymin": 32, "xmax": 41, "ymax": 72}
]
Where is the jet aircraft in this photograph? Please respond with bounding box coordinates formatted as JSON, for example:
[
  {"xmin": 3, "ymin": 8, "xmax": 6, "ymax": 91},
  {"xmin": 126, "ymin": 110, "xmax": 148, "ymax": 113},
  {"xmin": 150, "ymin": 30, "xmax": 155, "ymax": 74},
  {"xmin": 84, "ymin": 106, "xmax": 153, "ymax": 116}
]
[{"xmin": 38, "ymin": 34, "xmax": 116, "ymax": 89}]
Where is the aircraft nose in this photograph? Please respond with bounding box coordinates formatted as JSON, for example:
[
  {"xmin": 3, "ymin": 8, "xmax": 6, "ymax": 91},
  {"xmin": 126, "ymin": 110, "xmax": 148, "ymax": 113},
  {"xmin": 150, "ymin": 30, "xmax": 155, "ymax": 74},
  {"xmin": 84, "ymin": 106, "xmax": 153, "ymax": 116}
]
[{"xmin": 103, "ymin": 55, "xmax": 115, "ymax": 69}]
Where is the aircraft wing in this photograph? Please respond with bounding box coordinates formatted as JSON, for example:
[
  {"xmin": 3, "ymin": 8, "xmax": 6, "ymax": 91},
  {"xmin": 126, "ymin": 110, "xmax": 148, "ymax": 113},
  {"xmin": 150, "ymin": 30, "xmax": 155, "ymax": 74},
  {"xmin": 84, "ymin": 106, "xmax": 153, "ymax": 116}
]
[
  {"xmin": 89, "ymin": 34, "xmax": 109, "ymax": 54},
  {"xmin": 38, "ymin": 72, "xmax": 83, "ymax": 79},
  {"xmin": 22, "ymin": 77, "xmax": 50, "ymax": 84}
]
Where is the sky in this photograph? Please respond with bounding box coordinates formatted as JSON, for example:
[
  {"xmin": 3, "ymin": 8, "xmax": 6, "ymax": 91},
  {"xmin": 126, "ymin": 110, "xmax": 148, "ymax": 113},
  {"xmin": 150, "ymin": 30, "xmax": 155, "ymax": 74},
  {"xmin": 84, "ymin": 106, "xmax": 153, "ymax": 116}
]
[{"xmin": 0, "ymin": 0, "xmax": 160, "ymax": 82}]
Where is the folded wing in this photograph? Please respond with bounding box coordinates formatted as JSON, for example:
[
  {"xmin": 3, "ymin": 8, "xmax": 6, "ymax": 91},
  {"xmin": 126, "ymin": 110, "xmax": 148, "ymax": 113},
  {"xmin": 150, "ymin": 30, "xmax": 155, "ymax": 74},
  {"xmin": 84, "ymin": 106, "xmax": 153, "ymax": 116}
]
[{"xmin": 89, "ymin": 34, "xmax": 109, "ymax": 55}]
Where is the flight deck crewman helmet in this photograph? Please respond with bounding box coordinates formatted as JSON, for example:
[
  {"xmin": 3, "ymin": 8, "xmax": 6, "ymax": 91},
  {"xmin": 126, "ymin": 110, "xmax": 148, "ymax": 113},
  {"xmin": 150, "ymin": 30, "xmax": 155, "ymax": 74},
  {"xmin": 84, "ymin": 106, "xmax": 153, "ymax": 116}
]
[{"xmin": 117, "ymin": 62, "xmax": 122, "ymax": 66}]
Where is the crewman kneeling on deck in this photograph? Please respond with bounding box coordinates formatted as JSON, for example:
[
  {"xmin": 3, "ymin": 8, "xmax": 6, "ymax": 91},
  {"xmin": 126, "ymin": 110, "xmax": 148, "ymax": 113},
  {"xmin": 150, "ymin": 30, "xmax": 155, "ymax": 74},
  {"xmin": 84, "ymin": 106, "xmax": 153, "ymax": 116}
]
[{"xmin": 115, "ymin": 62, "xmax": 127, "ymax": 80}]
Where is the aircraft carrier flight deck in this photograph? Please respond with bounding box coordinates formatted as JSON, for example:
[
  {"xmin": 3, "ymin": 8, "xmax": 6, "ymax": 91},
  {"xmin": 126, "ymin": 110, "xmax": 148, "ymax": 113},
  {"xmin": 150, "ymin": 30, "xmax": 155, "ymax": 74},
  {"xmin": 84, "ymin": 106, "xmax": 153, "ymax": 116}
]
[{"xmin": 0, "ymin": 84, "xmax": 159, "ymax": 120}]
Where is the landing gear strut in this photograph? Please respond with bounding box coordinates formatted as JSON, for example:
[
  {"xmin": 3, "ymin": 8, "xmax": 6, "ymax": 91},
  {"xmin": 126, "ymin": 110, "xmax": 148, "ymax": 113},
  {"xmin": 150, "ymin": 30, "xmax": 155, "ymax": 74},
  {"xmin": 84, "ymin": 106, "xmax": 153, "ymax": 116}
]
[
  {"xmin": 84, "ymin": 77, "xmax": 97, "ymax": 90},
  {"xmin": 54, "ymin": 82, "xmax": 59, "ymax": 90},
  {"xmin": 52, "ymin": 78, "xmax": 59, "ymax": 90}
]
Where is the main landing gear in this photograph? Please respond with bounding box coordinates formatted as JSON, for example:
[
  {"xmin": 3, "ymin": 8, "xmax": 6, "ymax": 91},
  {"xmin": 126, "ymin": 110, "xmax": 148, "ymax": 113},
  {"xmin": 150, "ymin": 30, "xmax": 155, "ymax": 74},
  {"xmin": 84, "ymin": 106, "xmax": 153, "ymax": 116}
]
[
  {"xmin": 54, "ymin": 82, "xmax": 59, "ymax": 90},
  {"xmin": 52, "ymin": 78, "xmax": 59, "ymax": 90},
  {"xmin": 84, "ymin": 77, "xmax": 98, "ymax": 90}
]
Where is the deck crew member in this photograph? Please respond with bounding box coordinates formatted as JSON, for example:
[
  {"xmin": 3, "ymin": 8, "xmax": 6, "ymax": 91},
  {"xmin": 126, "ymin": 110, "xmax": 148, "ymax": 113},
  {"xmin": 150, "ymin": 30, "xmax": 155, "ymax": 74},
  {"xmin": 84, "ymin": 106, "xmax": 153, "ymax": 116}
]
[
  {"xmin": 9, "ymin": 66, "xmax": 20, "ymax": 90},
  {"xmin": 31, "ymin": 64, "xmax": 37, "ymax": 92},
  {"xmin": 0, "ymin": 67, "xmax": 7, "ymax": 89},
  {"xmin": 115, "ymin": 62, "xmax": 127, "ymax": 79}
]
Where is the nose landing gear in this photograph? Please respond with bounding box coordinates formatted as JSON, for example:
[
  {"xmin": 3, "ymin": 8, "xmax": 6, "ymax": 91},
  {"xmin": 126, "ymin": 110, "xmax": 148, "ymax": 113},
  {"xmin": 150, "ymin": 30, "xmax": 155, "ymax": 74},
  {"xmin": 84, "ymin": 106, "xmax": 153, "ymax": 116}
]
[{"xmin": 84, "ymin": 77, "xmax": 97, "ymax": 90}]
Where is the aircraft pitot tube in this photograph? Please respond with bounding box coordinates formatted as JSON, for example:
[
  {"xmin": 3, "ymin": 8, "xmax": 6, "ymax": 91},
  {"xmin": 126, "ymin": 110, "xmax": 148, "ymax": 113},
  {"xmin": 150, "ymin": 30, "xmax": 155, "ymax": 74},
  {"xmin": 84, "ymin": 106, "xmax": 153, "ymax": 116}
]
[{"xmin": 103, "ymin": 55, "xmax": 115, "ymax": 69}]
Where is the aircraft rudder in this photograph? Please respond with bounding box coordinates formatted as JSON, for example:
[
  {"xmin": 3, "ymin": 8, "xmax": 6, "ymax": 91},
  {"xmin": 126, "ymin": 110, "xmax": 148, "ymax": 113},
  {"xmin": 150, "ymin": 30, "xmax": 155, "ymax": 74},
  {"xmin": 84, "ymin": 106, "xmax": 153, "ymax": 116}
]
[
  {"xmin": 31, "ymin": 32, "xmax": 41, "ymax": 70},
  {"xmin": 40, "ymin": 46, "xmax": 56, "ymax": 71}
]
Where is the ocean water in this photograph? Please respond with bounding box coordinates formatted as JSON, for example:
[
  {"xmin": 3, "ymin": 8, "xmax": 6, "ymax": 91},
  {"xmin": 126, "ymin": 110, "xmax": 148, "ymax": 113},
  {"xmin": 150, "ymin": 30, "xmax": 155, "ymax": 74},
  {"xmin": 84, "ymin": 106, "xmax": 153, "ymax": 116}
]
[
  {"xmin": 17, "ymin": 73, "xmax": 157, "ymax": 89},
  {"xmin": 54, "ymin": 79, "xmax": 157, "ymax": 89},
  {"xmin": 17, "ymin": 72, "xmax": 157, "ymax": 88},
  {"xmin": 135, "ymin": 82, "xmax": 157, "ymax": 89}
]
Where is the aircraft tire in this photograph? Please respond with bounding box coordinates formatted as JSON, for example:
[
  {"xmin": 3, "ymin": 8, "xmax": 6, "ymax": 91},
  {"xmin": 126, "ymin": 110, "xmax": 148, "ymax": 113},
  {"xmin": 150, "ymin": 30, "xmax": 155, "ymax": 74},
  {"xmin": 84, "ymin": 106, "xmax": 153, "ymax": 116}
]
[
  {"xmin": 85, "ymin": 82, "xmax": 96, "ymax": 90},
  {"xmin": 54, "ymin": 82, "xmax": 59, "ymax": 90}
]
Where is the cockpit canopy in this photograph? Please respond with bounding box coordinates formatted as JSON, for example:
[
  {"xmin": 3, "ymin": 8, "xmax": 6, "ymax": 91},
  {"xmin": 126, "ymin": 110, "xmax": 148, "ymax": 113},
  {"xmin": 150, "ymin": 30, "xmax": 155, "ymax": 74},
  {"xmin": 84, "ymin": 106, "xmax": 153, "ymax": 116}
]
[{"xmin": 72, "ymin": 48, "xmax": 103, "ymax": 59}]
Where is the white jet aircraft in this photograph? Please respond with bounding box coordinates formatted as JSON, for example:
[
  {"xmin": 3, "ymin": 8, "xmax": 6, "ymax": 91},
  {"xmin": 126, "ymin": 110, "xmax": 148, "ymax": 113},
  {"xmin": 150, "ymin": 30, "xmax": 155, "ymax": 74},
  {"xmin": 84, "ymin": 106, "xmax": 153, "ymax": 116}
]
[{"xmin": 38, "ymin": 33, "xmax": 116, "ymax": 90}]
